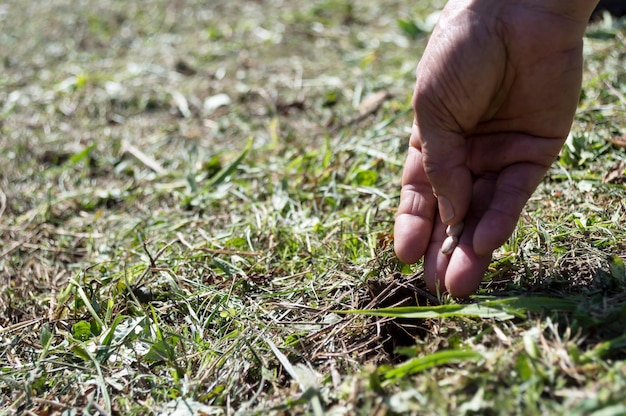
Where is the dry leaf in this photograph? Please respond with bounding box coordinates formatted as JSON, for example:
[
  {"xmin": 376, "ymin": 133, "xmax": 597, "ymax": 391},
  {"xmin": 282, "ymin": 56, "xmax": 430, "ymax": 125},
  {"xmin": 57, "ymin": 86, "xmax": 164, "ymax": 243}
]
[
  {"xmin": 358, "ymin": 90, "xmax": 392, "ymax": 115},
  {"xmin": 609, "ymin": 135, "xmax": 626, "ymax": 148},
  {"xmin": 603, "ymin": 160, "xmax": 626, "ymax": 184}
]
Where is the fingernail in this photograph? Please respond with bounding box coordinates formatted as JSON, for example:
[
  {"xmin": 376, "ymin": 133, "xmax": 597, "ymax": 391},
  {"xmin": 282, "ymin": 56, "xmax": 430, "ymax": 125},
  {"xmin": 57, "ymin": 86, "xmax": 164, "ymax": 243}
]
[{"xmin": 438, "ymin": 196, "xmax": 455, "ymax": 223}]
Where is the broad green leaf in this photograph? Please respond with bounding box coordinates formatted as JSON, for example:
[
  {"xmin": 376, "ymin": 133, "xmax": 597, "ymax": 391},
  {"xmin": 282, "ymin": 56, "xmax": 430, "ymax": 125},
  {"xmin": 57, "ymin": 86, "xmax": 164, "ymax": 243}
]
[
  {"xmin": 143, "ymin": 335, "xmax": 180, "ymax": 363},
  {"xmin": 353, "ymin": 170, "xmax": 377, "ymax": 186},
  {"xmin": 72, "ymin": 321, "xmax": 92, "ymax": 341},
  {"xmin": 70, "ymin": 345, "xmax": 91, "ymax": 361}
]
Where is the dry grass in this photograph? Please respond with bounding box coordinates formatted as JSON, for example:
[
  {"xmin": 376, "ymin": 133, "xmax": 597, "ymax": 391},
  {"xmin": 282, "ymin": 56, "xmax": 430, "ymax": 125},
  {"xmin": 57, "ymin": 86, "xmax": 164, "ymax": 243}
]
[{"xmin": 1, "ymin": 1, "xmax": 626, "ymax": 415}]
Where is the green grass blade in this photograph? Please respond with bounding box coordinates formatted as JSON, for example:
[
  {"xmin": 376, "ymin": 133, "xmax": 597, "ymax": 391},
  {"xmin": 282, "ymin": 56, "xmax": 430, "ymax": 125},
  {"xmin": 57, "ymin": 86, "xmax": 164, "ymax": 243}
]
[
  {"xmin": 340, "ymin": 296, "xmax": 579, "ymax": 321},
  {"xmin": 96, "ymin": 315, "xmax": 145, "ymax": 363},
  {"xmin": 66, "ymin": 143, "xmax": 95, "ymax": 166},
  {"xmin": 266, "ymin": 338, "xmax": 323, "ymax": 416},
  {"xmin": 266, "ymin": 337, "xmax": 302, "ymax": 387},
  {"xmin": 582, "ymin": 332, "xmax": 626, "ymax": 362},
  {"xmin": 383, "ymin": 349, "xmax": 482, "ymax": 381},
  {"xmin": 340, "ymin": 303, "xmax": 517, "ymax": 320},
  {"xmin": 479, "ymin": 296, "xmax": 579, "ymax": 313},
  {"xmin": 201, "ymin": 137, "xmax": 252, "ymax": 190},
  {"xmin": 79, "ymin": 341, "xmax": 113, "ymax": 414},
  {"xmin": 182, "ymin": 137, "xmax": 253, "ymax": 207},
  {"xmin": 69, "ymin": 276, "xmax": 105, "ymax": 329}
]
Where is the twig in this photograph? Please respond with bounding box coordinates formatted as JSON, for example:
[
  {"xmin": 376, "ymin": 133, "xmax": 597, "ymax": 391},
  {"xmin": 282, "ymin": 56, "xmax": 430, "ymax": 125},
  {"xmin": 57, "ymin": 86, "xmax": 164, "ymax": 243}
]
[
  {"xmin": 134, "ymin": 237, "xmax": 179, "ymax": 287},
  {"xmin": 176, "ymin": 232, "xmax": 193, "ymax": 249},
  {"xmin": 48, "ymin": 288, "xmax": 56, "ymax": 322},
  {"xmin": 604, "ymin": 79, "xmax": 626, "ymax": 108},
  {"xmin": 0, "ymin": 317, "xmax": 45, "ymax": 336},
  {"xmin": 17, "ymin": 242, "xmax": 88, "ymax": 255},
  {"xmin": 329, "ymin": 90, "xmax": 394, "ymax": 133},
  {"xmin": 32, "ymin": 398, "xmax": 72, "ymax": 411},
  {"xmin": 121, "ymin": 140, "xmax": 166, "ymax": 174},
  {"xmin": 0, "ymin": 229, "xmax": 41, "ymax": 258},
  {"xmin": 140, "ymin": 234, "xmax": 156, "ymax": 268},
  {"xmin": 397, "ymin": 277, "xmax": 440, "ymax": 305}
]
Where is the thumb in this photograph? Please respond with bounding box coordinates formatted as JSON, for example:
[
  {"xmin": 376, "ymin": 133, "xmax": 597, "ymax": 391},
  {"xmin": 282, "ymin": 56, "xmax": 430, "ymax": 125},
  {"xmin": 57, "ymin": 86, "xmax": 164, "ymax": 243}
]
[{"xmin": 412, "ymin": 121, "xmax": 472, "ymax": 225}]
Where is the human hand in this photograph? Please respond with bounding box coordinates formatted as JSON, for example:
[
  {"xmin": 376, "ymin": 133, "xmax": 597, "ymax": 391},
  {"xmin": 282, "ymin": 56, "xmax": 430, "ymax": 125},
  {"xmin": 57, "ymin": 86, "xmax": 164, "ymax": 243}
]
[{"xmin": 394, "ymin": 0, "xmax": 598, "ymax": 297}]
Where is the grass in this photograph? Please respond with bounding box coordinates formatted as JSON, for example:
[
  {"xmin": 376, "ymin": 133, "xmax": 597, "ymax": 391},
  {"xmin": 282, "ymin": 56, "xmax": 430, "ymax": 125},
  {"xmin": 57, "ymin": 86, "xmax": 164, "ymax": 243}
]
[{"xmin": 1, "ymin": 0, "xmax": 626, "ymax": 414}]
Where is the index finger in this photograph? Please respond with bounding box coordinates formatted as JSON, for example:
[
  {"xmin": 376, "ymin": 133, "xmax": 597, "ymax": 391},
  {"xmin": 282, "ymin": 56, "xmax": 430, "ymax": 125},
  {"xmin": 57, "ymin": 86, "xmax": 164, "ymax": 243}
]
[{"xmin": 394, "ymin": 140, "xmax": 438, "ymax": 264}]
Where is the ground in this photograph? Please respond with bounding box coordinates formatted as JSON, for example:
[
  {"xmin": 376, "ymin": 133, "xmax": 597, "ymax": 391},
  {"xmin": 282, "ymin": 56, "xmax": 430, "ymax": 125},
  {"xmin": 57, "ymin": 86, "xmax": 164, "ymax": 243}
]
[{"xmin": 1, "ymin": 1, "xmax": 626, "ymax": 415}]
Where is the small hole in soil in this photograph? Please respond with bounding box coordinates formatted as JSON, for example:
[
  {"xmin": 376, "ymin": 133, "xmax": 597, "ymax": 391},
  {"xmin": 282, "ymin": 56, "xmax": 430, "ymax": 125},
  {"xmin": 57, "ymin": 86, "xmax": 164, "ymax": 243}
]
[{"xmin": 365, "ymin": 272, "xmax": 439, "ymax": 361}]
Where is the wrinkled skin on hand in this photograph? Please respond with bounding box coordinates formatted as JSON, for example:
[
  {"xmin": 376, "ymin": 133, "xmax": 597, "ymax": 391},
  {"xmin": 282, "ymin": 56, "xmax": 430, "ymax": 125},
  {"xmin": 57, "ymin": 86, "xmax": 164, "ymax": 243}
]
[{"xmin": 394, "ymin": 0, "xmax": 597, "ymax": 297}]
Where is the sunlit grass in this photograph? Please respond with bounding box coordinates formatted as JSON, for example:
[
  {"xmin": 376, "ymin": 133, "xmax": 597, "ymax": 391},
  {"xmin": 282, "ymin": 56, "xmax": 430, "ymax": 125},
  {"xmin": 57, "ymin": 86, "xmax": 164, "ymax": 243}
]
[{"xmin": 1, "ymin": 1, "xmax": 625, "ymax": 414}]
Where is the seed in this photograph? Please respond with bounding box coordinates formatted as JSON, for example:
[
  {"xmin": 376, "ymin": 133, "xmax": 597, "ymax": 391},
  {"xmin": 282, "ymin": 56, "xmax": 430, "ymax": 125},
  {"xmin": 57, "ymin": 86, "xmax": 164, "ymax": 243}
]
[
  {"xmin": 446, "ymin": 222, "xmax": 464, "ymax": 237},
  {"xmin": 441, "ymin": 235, "xmax": 458, "ymax": 255}
]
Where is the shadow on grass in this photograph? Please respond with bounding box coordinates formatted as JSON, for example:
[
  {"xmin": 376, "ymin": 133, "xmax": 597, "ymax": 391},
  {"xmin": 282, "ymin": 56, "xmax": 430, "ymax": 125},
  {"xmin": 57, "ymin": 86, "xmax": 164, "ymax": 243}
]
[
  {"xmin": 356, "ymin": 253, "xmax": 626, "ymax": 363},
  {"xmin": 480, "ymin": 255, "xmax": 626, "ymax": 359}
]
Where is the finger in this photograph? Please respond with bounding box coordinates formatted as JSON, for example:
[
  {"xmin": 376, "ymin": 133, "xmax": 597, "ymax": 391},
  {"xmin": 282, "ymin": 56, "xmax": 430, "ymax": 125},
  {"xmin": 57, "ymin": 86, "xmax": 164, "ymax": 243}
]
[
  {"xmin": 411, "ymin": 121, "xmax": 473, "ymax": 226},
  {"xmin": 394, "ymin": 145, "xmax": 438, "ymax": 264},
  {"xmin": 423, "ymin": 214, "xmax": 492, "ymax": 298},
  {"xmin": 467, "ymin": 132, "xmax": 564, "ymax": 174},
  {"xmin": 473, "ymin": 162, "xmax": 549, "ymax": 256},
  {"xmin": 423, "ymin": 220, "xmax": 449, "ymax": 294}
]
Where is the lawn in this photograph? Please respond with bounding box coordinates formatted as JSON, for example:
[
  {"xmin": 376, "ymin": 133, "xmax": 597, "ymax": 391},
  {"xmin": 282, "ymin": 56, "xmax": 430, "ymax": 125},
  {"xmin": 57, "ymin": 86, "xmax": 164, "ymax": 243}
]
[{"xmin": 1, "ymin": 1, "xmax": 625, "ymax": 415}]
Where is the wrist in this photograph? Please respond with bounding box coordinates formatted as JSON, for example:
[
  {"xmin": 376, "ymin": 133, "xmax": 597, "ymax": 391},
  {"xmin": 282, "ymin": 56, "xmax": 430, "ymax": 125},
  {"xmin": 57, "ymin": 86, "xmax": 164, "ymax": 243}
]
[
  {"xmin": 463, "ymin": 0, "xmax": 601, "ymax": 22},
  {"xmin": 512, "ymin": 0, "xmax": 600, "ymax": 21}
]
